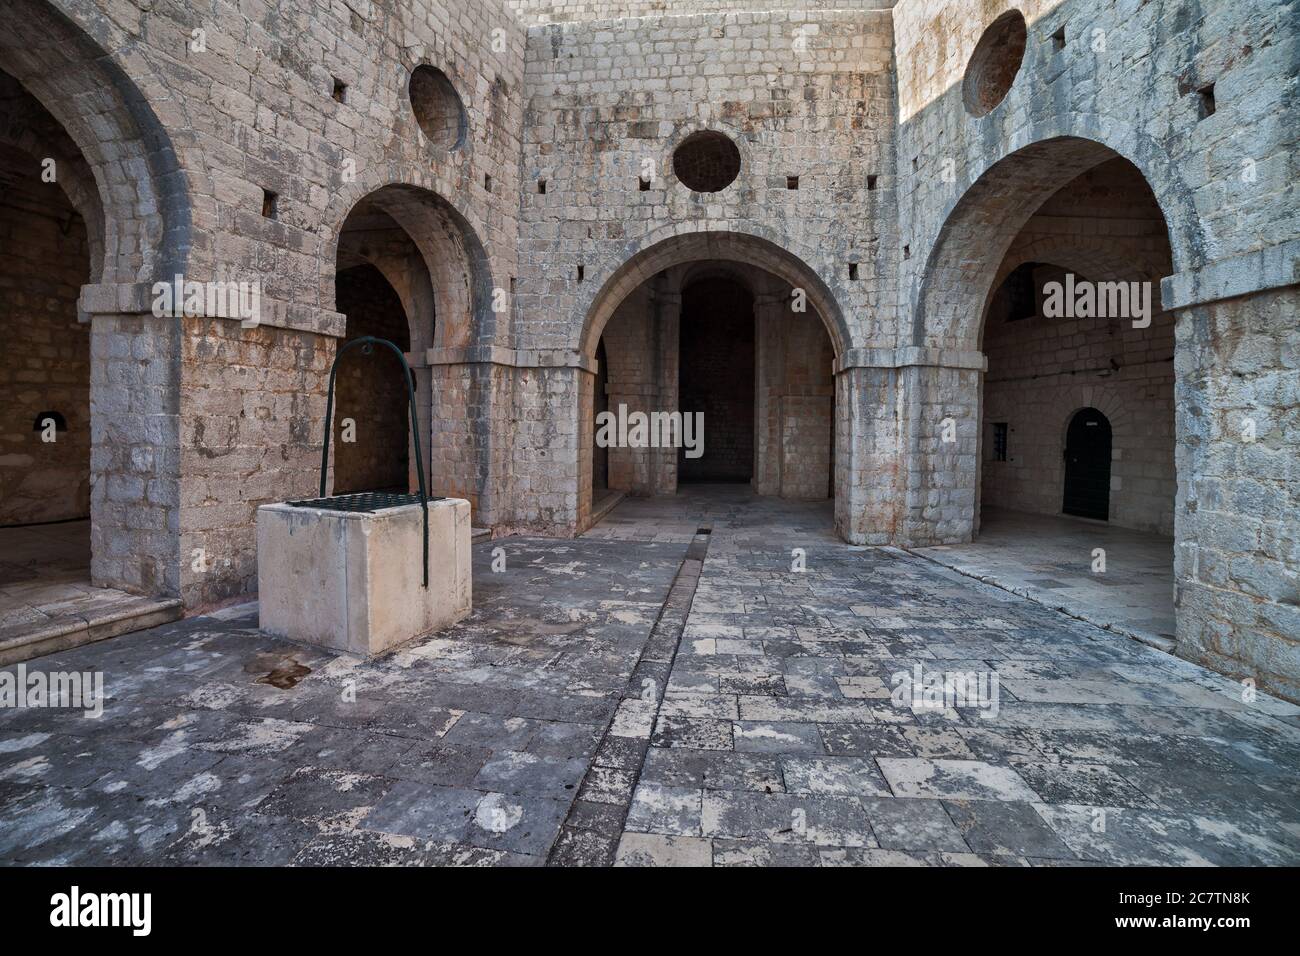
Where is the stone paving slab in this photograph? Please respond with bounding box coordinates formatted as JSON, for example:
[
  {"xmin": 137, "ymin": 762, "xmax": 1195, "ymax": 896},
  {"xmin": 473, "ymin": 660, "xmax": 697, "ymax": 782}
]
[
  {"xmin": 0, "ymin": 536, "xmax": 687, "ymax": 866},
  {"xmin": 604, "ymin": 488, "xmax": 1300, "ymax": 868},
  {"xmin": 1, "ymin": 488, "xmax": 1297, "ymax": 866}
]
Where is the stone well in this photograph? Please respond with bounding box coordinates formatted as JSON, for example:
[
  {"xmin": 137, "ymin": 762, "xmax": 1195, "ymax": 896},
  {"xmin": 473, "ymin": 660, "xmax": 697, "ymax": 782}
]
[{"xmin": 257, "ymin": 494, "xmax": 472, "ymax": 657}]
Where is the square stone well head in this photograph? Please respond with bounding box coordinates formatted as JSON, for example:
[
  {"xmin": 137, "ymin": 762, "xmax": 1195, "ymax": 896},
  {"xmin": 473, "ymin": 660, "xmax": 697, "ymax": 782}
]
[{"xmin": 257, "ymin": 495, "xmax": 471, "ymax": 657}]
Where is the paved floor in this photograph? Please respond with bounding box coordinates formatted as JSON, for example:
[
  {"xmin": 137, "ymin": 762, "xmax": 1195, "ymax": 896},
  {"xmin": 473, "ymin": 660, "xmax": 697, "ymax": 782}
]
[
  {"xmin": 1, "ymin": 487, "xmax": 1297, "ymax": 866},
  {"xmin": 914, "ymin": 508, "xmax": 1176, "ymax": 648},
  {"xmin": 0, "ymin": 521, "xmax": 181, "ymax": 663}
]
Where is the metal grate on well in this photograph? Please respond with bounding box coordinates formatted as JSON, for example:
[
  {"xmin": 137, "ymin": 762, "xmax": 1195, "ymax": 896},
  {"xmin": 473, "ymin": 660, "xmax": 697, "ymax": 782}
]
[{"xmin": 287, "ymin": 491, "xmax": 444, "ymax": 513}]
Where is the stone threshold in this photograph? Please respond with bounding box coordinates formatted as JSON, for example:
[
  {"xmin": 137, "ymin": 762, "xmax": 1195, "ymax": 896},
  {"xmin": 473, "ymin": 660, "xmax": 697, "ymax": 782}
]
[
  {"xmin": 904, "ymin": 547, "xmax": 1176, "ymax": 654},
  {"xmin": 0, "ymin": 597, "xmax": 184, "ymax": 667},
  {"xmin": 471, "ymin": 526, "xmax": 491, "ymax": 544},
  {"xmin": 590, "ymin": 490, "xmax": 627, "ymax": 526}
]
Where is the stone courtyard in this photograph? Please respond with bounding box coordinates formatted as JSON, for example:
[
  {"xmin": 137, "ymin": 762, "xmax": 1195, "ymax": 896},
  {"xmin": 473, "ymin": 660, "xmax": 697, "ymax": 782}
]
[
  {"xmin": 3, "ymin": 489, "xmax": 1296, "ymax": 866},
  {"xmin": 0, "ymin": 0, "xmax": 1296, "ymax": 869}
]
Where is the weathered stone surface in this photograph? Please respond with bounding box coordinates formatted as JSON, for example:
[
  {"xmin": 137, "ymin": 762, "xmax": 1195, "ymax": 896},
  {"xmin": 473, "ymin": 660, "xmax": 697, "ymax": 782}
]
[{"xmin": 257, "ymin": 497, "xmax": 471, "ymax": 657}]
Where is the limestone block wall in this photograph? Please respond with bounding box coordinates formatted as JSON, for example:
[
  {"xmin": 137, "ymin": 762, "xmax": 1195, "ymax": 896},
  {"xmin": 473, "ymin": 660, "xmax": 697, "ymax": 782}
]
[
  {"xmin": 600, "ymin": 284, "xmax": 678, "ymax": 496},
  {"xmin": 35, "ymin": 0, "xmax": 530, "ymax": 607},
  {"xmin": 755, "ymin": 296, "xmax": 836, "ymax": 499},
  {"xmin": 90, "ymin": 313, "xmax": 181, "ymax": 598},
  {"xmin": 1175, "ymin": 286, "xmax": 1300, "ymax": 701},
  {"xmin": 775, "ymin": 306, "xmax": 835, "ymax": 499},
  {"xmin": 518, "ymin": 7, "xmax": 895, "ymax": 353},
  {"xmin": 507, "ymin": 0, "xmax": 894, "ymax": 26},
  {"xmin": 177, "ymin": 319, "xmax": 331, "ymax": 607},
  {"xmin": 0, "ymin": 161, "xmax": 90, "ymax": 525},
  {"xmin": 894, "ymin": 0, "xmax": 1295, "ymax": 320},
  {"xmin": 981, "ymin": 311, "xmax": 1177, "ymax": 536},
  {"xmin": 515, "ymin": 5, "xmax": 896, "ymax": 530}
]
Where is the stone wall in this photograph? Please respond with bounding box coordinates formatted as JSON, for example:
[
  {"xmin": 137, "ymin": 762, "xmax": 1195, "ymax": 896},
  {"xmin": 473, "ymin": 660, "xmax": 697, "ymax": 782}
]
[
  {"xmin": 2, "ymin": 0, "xmax": 1293, "ymax": 697},
  {"xmin": 177, "ymin": 319, "xmax": 331, "ymax": 608},
  {"xmin": 1175, "ymin": 286, "xmax": 1300, "ymax": 701},
  {"xmin": 0, "ymin": 146, "xmax": 89, "ymax": 525},
  {"xmin": 889, "ymin": 0, "xmax": 1298, "ymax": 696},
  {"xmin": 508, "ymin": 0, "xmax": 893, "ymax": 26},
  {"xmin": 515, "ymin": 5, "xmax": 895, "ymax": 531}
]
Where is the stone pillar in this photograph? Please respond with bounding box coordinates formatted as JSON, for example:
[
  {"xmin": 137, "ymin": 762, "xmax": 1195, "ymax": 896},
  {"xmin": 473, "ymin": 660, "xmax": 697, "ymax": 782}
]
[
  {"xmin": 1162, "ymin": 246, "xmax": 1300, "ymax": 702},
  {"xmin": 833, "ymin": 348, "xmax": 985, "ymax": 546},
  {"xmin": 753, "ymin": 291, "xmax": 786, "ymax": 496},
  {"xmin": 651, "ymin": 288, "xmax": 681, "ymax": 495},
  {"xmin": 834, "ymin": 365, "xmax": 904, "ymax": 545},
  {"xmin": 86, "ymin": 303, "xmax": 182, "ymax": 598},
  {"xmin": 900, "ymin": 361, "xmax": 982, "ymax": 546}
]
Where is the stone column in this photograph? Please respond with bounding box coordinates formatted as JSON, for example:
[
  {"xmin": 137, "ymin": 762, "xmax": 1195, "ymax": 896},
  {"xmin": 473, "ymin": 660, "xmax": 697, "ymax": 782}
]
[
  {"xmin": 834, "ymin": 347, "xmax": 985, "ymax": 546},
  {"xmin": 1162, "ymin": 244, "xmax": 1300, "ymax": 701},
  {"xmin": 84, "ymin": 298, "xmax": 182, "ymax": 599},
  {"xmin": 834, "ymin": 364, "xmax": 903, "ymax": 545},
  {"xmin": 752, "ymin": 291, "xmax": 787, "ymax": 496},
  {"xmin": 651, "ymin": 288, "xmax": 681, "ymax": 495}
]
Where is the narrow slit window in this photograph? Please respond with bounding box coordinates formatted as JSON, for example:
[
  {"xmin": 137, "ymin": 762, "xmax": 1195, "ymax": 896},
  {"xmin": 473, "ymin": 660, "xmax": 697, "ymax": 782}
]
[
  {"xmin": 1197, "ymin": 83, "xmax": 1216, "ymax": 119},
  {"xmin": 992, "ymin": 422, "xmax": 1009, "ymax": 462}
]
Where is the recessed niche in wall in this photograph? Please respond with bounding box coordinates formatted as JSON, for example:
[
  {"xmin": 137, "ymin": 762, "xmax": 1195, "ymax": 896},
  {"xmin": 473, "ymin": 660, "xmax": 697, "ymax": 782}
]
[
  {"xmin": 33, "ymin": 411, "xmax": 67, "ymax": 433},
  {"xmin": 331, "ymin": 77, "xmax": 348, "ymax": 103},
  {"xmin": 408, "ymin": 64, "xmax": 467, "ymax": 151},
  {"xmin": 962, "ymin": 9, "xmax": 1028, "ymax": 117},
  {"xmin": 1197, "ymin": 83, "xmax": 1216, "ymax": 119},
  {"xmin": 261, "ymin": 189, "xmax": 278, "ymax": 219},
  {"xmin": 672, "ymin": 130, "xmax": 741, "ymax": 193}
]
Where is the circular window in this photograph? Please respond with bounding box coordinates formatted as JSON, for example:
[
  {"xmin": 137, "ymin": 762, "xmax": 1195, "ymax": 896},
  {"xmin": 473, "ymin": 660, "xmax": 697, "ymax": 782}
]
[
  {"xmin": 672, "ymin": 131, "xmax": 741, "ymax": 193},
  {"xmin": 962, "ymin": 10, "xmax": 1028, "ymax": 117},
  {"xmin": 408, "ymin": 65, "xmax": 466, "ymax": 150}
]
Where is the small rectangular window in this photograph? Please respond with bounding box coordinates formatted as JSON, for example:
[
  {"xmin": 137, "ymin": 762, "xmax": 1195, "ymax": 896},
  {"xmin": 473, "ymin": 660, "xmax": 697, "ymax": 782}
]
[
  {"xmin": 787, "ymin": 175, "xmax": 799, "ymax": 190},
  {"xmin": 866, "ymin": 174, "xmax": 878, "ymax": 190},
  {"xmin": 992, "ymin": 422, "xmax": 1009, "ymax": 462},
  {"xmin": 484, "ymin": 173, "xmax": 492, "ymax": 191},
  {"xmin": 1197, "ymin": 83, "xmax": 1216, "ymax": 119},
  {"xmin": 261, "ymin": 189, "xmax": 278, "ymax": 219},
  {"xmin": 331, "ymin": 78, "xmax": 347, "ymax": 103},
  {"xmin": 848, "ymin": 262, "xmax": 859, "ymax": 281},
  {"xmin": 1051, "ymin": 26, "xmax": 1066, "ymax": 51},
  {"xmin": 537, "ymin": 179, "xmax": 547, "ymax": 194},
  {"xmin": 639, "ymin": 176, "xmax": 651, "ymax": 191}
]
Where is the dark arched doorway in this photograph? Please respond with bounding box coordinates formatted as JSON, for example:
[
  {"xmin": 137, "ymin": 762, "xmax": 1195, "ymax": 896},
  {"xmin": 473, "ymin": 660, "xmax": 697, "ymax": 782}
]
[
  {"xmin": 678, "ymin": 277, "xmax": 754, "ymax": 484},
  {"xmin": 1062, "ymin": 408, "xmax": 1111, "ymax": 521},
  {"xmin": 332, "ymin": 263, "xmax": 412, "ymax": 494}
]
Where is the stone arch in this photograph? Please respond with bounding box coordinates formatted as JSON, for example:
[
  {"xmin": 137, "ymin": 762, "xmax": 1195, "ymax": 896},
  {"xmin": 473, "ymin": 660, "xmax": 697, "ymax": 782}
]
[
  {"xmin": 912, "ymin": 130, "xmax": 1196, "ymax": 350},
  {"xmin": 0, "ymin": 0, "xmax": 201, "ymax": 284},
  {"xmin": 980, "ymin": 236, "xmax": 1172, "ymax": 349},
  {"xmin": 0, "ymin": 77, "xmax": 105, "ymax": 286},
  {"xmin": 322, "ymin": 176, "xmax": 494, "ymax": 350},
  {"xmin": 576, "ymin": 225, "xmax": 851, "ymax": 359}
]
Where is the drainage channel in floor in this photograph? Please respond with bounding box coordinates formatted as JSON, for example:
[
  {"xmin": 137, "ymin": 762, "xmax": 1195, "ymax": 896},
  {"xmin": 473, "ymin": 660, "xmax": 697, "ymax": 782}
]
[{"xmin": 546, "ymin": 529, "xmax": 711, "ymax": 865}]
